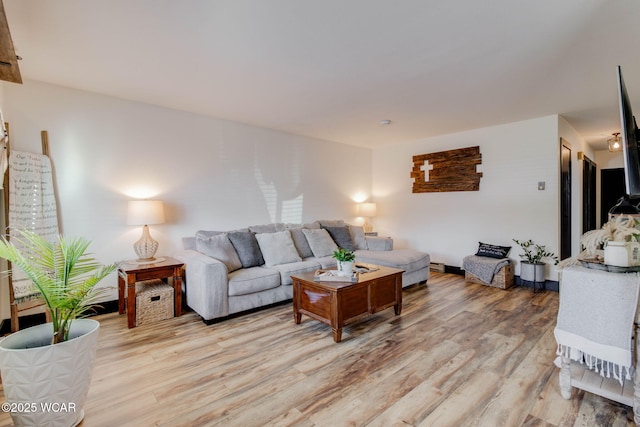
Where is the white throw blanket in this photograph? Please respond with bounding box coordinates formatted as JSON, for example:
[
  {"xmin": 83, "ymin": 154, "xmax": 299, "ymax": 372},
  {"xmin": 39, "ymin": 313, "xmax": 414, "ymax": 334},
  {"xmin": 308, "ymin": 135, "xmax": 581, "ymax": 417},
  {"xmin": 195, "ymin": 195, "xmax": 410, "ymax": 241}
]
[
  {"xmin": 8, "ymin": 151, "xmax": 59, "ymax": 299},
  {"xmin": 554, "ymin": 266, "xmax": 640, "ymax": 385}
]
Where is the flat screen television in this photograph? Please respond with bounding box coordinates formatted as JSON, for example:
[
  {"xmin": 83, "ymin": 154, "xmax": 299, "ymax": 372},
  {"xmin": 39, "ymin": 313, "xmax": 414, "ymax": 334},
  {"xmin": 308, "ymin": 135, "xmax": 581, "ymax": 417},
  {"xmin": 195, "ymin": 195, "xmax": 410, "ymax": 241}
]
[{"xmin": 617, "ymin": 65, "xmax": 640, "ymax": 198}]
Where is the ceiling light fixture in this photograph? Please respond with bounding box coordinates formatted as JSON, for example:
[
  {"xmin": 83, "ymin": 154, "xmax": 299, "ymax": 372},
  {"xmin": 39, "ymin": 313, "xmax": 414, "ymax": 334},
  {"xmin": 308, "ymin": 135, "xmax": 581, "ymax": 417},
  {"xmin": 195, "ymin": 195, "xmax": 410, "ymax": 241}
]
[
  {"xmin": 608, "ymin": 132, "xmax": 622, "ymax": 152},
  {"xmin": 380, "ymin": 119, "xmax": 392, "ymax": 126}
]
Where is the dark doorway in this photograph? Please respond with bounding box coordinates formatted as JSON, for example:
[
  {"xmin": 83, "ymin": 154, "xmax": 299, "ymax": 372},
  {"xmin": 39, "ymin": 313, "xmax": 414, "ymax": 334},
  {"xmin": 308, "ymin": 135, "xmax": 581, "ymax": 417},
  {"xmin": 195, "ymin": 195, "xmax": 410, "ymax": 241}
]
[
  {"xmin": 582, "ymin": 155, "xmax": 597, "ymax": 233},
  {"xmin": 601, "ymin": 168, "xmax": 626, "ymax": 226},
  {"xmin": 560, "ymin": 142, "xmax": 571, "ymax": 260}
]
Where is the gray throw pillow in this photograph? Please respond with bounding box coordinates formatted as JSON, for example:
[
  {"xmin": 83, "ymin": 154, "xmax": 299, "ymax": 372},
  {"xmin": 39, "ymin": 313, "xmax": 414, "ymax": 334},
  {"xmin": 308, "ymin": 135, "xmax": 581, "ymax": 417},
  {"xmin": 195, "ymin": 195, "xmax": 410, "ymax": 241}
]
[
  {"xmin": 288, "ymin": 227, "xmax": 314, "ymax": 259},
  {"xmin": 228, "ymin": 231, "xmax": 264, "ymax": 268},
  {"xmin": 302, "ymin": 228, "xmax": 339, "ymax": 258},
  {"xmin": 255, "ymin": 230, "xmax": 302, "ymax": 266},
  {"xmin": 318, "ymin": 219, "xmax": 345, "ymax": 228},
  {"xmin": 323, "ymin": 226, "xmax": 355, "ymax": 251},
  {"xmin": 249, "ymin": 223, "xmax": 286, "ymax": 234},
  {"xmin": 195, "ymin": 233, "xmax": 242, "ymax": 272}
]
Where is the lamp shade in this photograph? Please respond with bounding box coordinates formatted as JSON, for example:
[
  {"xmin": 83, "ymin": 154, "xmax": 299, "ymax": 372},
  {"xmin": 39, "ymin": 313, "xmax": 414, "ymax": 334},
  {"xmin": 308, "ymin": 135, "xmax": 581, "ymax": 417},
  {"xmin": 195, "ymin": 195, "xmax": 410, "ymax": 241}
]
[
  {"xmin": 359, "ymin": 202, "xmax": 377, "ymax": 217},
  {"xmin": 127, "ymin": 200, "xmax": 165, "ymax": 225}
]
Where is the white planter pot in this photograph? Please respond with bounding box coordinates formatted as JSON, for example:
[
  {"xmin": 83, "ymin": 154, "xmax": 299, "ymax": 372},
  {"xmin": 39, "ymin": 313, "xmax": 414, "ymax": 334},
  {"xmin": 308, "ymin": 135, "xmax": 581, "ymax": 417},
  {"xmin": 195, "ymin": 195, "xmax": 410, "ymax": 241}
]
[
  {"xmin": 0, "ymin": 319, "xmax": 100, "ymax": 427},
  {"xmin": 337, "ymin": 261, "xmax": 354, "ymax": 277},
  {"xmin": 604, "ymin": 241, "xmax": 640, "ymax": 267},
  {"xmin": 520, "ymin": 262, "xmax": 546, "ymax": 283}
]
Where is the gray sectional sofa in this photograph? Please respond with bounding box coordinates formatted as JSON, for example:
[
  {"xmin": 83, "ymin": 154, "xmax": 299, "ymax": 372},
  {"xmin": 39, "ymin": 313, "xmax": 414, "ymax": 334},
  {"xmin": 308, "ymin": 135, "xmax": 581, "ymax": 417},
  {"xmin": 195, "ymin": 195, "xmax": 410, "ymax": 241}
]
[{"xmin": 174, "ymin": 220, "xmax": 430, "ymax": 322}]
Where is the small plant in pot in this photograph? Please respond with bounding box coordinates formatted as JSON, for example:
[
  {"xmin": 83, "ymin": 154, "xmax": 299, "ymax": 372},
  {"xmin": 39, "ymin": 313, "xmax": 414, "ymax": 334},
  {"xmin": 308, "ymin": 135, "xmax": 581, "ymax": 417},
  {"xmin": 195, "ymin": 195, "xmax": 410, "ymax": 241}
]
[
  {"xmin": 0, "ymin": 228, "xmax": 116, "ymax": 427},
  {"xmin": 333, "ymin": 247, "xmax": 355, "ymax": 277},
  {"xmin": 513, "ymin": 238, "xmax": 558, "ymax": 285}
]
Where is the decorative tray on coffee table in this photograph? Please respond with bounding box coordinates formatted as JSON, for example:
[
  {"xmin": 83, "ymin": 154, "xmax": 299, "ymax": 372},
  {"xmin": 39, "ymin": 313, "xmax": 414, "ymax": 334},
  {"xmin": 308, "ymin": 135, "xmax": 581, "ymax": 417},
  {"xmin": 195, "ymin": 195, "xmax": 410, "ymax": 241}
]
[
  {"xmin": 313, "ymin": 269, "xmax": 359, "ymax": 282},
  {"xmin": 579, "ymin": 257, "xmax": 640, "ymax": 273}
]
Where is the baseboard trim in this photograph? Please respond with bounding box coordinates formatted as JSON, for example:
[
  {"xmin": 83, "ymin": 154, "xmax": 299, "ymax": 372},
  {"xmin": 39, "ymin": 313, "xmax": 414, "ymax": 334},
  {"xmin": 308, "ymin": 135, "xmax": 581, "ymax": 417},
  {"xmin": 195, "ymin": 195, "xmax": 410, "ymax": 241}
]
[
  {"xmin": 514, "ymin": 276, "xmax": 559, "ymax": 292},
  {"xmin": 0, "ymin": 300, "xmax": 120, "ymax": 336},
  {"xmin": 441, "ymin": 264, "xmax": 559, "ymax": 292},
  {"xmin": 444, "ymin": 265, "xmax": 465, "ymax": 276}
]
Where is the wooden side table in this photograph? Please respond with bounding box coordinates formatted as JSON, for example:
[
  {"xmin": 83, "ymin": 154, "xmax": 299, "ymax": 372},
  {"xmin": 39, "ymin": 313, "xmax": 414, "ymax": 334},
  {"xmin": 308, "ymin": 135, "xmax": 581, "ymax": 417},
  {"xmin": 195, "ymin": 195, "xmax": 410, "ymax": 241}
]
[{"xmin": 118, "ymin": 256, "xmax": 184, "ymax": 328}]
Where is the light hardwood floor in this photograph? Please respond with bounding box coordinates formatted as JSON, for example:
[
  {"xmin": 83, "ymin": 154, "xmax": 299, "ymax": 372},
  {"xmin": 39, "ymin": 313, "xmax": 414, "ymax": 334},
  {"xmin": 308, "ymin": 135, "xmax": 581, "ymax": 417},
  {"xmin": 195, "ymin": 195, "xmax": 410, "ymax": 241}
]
[{"xmin": 0, "ymin": 272, "xmax": 635, "ymax": 426}]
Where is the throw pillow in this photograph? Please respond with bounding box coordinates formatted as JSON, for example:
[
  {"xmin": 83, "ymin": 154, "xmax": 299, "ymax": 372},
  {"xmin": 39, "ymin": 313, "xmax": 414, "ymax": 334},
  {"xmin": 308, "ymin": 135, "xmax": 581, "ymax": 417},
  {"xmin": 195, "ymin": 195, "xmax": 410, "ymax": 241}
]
[
  {"xmin": 249, "ymin": 223, "xmax": 286, "ymax": 234},
  {"xmin": 302, "ymin": 228, "xmax": 339, "ymax": 258},
  {"xmin": 255, "ymin": 230, "xmax": 302, "ymax": 266},
  {"xmin": 349, "ymin": 225, "xmax": 367, "ymax": 250},
  {"xmin": 288, "ymin": 227, "xmax": 314, "ymax": 259},
  {"xmin": 318, "ymin": 219, "xmax": 345, "ymax": 228},
  {"xmin": 227, "ymin": 230, "xmax": 265, "ymax": 268},
  {"xmin": 476, "ymin": 242, "xmax": 511, "ymax": 259},
  {"xmin": 323, "ymin": 226, "xmax": 356, "ymax": 251},
  {"xmin": 195, "ymin": 233, "xmax": 243, "ymax": 272}
]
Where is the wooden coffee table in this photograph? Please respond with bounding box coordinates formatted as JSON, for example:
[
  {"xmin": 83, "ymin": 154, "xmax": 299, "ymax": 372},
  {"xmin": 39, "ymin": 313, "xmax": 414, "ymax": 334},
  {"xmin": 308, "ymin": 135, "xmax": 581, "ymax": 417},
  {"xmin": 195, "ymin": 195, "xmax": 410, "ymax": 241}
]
[{"xmin": 291, "ymin": 265, "xmax": 404, "ymax": 342}]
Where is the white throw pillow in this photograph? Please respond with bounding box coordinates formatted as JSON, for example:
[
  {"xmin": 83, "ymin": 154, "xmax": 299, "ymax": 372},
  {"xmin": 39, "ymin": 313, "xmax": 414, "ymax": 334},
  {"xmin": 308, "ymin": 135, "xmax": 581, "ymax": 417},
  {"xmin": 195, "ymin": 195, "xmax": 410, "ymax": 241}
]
[
  {"xmin": 255, "ymin": 230, "xmax": 302, "ymax": 266},
  {"xmin": 195, "ymin": 233, "xmax": 242, "ymax": 272},
  {"xmin": 302, "ymin": 228, "xmax": 339, "ymax": 258}
]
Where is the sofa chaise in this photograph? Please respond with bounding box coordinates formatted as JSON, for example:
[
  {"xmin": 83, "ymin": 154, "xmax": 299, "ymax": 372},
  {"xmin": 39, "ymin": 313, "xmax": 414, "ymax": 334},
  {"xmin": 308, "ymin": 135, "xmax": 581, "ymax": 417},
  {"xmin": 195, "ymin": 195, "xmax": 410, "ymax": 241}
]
[{"xmin": 174, "ymin": 220, "xmax": 430, "ymax": 322}]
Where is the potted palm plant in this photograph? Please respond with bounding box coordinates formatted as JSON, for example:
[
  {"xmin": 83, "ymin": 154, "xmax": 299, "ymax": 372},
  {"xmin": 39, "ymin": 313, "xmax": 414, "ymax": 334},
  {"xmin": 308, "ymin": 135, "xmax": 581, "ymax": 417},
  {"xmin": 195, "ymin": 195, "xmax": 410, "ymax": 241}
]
[
  {"xmin": 333, "ymin": 247, "xmax": 355, "ymax": 277},
  {"xmin": 513, "ymin": 238, "xmax": 558, "ymax": 284},
  {"xmin": 0, "ymin": 229, "xmax": 116, "ymax": 427}
]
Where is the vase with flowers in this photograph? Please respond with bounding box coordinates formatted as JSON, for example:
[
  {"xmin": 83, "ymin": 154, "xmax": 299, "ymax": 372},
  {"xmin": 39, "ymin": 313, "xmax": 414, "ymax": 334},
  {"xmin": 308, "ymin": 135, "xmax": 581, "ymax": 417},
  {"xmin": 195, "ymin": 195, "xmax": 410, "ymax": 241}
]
[{"xmin": 580, "ymin": 215, "xmax": 640, "ymax": 267}]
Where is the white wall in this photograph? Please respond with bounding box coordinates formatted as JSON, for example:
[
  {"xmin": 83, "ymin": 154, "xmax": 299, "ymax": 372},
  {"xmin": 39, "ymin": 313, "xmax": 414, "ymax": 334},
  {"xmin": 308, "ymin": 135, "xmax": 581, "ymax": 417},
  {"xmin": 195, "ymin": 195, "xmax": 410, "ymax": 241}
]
[
  {"xmin": 372, "ymin": 115, "xmax": 561, "ymax": 280},
  {"xmin": 0, "ymin": 80, "xmax": 372, "ymax": 316},
  {"xmin": 558, "ymin": 115, "xmax": 592, "ymax": 256}
]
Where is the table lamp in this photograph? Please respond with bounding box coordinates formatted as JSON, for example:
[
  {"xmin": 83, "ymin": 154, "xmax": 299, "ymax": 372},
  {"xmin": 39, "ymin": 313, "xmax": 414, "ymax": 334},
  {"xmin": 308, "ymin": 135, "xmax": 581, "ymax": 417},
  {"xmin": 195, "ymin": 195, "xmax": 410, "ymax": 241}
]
[
  {"xmin": 359, "ymin": 202, "xmax": 377, "ymax": 233},
  {"xmin": 127, "ymin": 200, "xmax": 165, "ymax": 261}
]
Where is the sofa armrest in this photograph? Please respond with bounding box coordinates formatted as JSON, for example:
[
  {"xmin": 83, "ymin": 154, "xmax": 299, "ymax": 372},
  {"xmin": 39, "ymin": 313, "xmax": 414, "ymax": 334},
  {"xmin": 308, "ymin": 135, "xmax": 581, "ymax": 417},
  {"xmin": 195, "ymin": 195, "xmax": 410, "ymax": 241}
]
[
  {"xmin": 365, "ymin": 236, "xmax": 394, "ymax": 251},
  {"xmin": 174, "ymin": 249, "xmax": 230, "ymax": 320}
]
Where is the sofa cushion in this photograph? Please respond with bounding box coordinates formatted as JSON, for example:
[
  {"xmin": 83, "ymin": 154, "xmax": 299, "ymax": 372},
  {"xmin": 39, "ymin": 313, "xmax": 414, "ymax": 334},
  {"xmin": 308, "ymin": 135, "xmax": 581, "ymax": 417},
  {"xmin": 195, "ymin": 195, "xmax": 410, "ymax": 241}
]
[
  {"xmin": 195, "ymin": 233, "xmax": 243, "ymax": 272},
  {"xmin": 365, "ymin": 236, "xmax": 393, "ymax": 251},
  {"xmin": 323, "ymin": 225, "xmax": 356, "ymax": 251},
  {"xmin": 228, "ymin": 266, "xmax": 281, "ymax": 296},
  {"xmin": 255, "ymin": 230, "xmax": 302, "ymax": 266},
  {"xmin": 354, "ymin": 249, "xmax": 430, "ymax": 273},
  {"xmin": 270, "ymin": 260, "xmax": 321, "ymax": 285},
  {"xmin": 249, "ymin": 223, "xmax": 286, "ymax": 234},
  {"xmin": 288, "ymin": 227, "xmax": 314, "ymax": 259},
  {"xmin": 195, "ymin": 230, "xmax": 223, "ymax": 239},
  {"xmin": 349, "ymin": 225, "xmax": 368, "ymax": 250},
  {"xmin": 302, "ymin": 228, "xmax": 339, "ymax": 258},
  {"xmin": 228, "ymin": 230, "xmax": 265, "ymax": 268}
]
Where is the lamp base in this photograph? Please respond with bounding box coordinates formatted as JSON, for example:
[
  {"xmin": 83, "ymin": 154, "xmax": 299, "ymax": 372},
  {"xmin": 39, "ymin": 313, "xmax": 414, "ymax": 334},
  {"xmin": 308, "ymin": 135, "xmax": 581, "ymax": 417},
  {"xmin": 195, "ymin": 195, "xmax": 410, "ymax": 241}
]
[
  {"xmin": 133, "ymin": 225, "xmax": 159, "ymax": 261},
  {"xmin": 363, "ymin": 218, "xmax": 373, "ymax": 233},
  {"xmin": 131, "ymin": 257, "xmax": 165, "ymax": 265}
]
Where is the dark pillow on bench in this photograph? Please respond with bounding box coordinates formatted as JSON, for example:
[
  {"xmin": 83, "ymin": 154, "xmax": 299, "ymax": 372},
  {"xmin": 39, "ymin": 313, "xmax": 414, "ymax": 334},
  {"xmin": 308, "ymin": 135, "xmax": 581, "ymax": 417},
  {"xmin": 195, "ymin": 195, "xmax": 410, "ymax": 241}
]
[{"xmin": 476, "ymin": 242, "xmax": 511, "ymax": 259}]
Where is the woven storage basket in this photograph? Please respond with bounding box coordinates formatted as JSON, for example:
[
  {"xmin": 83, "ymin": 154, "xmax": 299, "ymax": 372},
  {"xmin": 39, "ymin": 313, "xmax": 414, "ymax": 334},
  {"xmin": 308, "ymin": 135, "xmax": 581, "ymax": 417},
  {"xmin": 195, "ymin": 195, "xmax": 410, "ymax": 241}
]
[
  {"xmin": 465, "ymin": 262, "xmax": 514, "ymax": 289},
  {"xmin": 136, "ymin": 279, "xmax": 174, "ymax": 326}
]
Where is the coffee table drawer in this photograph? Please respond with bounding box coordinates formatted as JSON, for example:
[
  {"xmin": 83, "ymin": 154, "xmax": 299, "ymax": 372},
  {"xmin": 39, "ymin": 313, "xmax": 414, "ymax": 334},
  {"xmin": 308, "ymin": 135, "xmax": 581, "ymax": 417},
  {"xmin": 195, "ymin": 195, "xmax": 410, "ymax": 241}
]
[
  {"xmin": 299, "ymin": 287, "xmax": 332, "ymax": 320},
  {"xmin": 340, "ymin": 285, "xmax": 369, "ymax": 320},
  {"xmin": 371, "ymin": 276, "xmax": 399, "ymax": 311}
]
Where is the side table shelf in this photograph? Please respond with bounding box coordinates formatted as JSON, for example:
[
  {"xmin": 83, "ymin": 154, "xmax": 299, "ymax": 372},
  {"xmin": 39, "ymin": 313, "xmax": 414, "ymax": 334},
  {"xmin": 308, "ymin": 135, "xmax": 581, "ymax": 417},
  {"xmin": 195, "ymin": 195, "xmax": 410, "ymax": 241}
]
[{"xmin": 118, "ymin": 256, "xmax": 184, "ymax": 328}]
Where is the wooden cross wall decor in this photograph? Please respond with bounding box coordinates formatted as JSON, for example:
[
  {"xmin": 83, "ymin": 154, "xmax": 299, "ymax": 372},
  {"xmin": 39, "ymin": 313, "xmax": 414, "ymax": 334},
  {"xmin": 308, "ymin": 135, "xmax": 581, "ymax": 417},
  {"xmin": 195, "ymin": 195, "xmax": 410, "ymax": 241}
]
[{"xmin": 411, "ymin": 146, "xmax": 482, "ymax": 193}]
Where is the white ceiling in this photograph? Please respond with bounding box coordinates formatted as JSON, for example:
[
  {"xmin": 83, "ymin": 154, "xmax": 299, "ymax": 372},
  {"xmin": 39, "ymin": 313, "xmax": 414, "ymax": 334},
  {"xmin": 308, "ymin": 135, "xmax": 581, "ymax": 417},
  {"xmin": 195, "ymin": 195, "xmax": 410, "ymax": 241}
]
[{"xmin": 3, "ymin": 0, "xmax": 640, "ymax": 150}]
